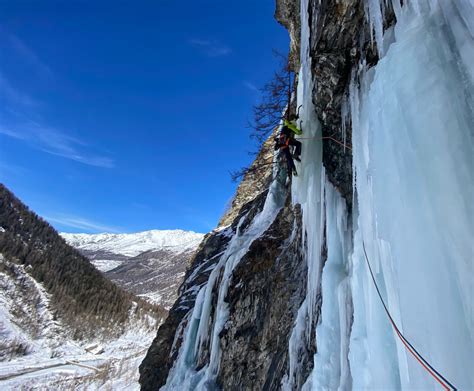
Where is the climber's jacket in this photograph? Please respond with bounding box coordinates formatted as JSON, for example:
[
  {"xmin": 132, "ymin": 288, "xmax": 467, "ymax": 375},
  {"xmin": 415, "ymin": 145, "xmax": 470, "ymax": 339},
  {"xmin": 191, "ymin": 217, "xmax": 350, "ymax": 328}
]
[
  {"xmin": 274, "ymin": 121, "xmax": 303, "ymax": 178},
  {"xmin": 274, "ymin": 120, "xmax": 301, "ymax": 150},
  {"xmin": 283, "ymin": 119, "xmax": 302, "ymax": 135}
]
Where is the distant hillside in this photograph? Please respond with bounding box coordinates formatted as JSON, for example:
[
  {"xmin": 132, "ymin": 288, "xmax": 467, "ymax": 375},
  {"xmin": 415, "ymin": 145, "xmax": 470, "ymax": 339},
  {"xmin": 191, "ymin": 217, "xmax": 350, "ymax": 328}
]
[
  {"xmin": 62, "ymin": 230, "xmax": 204, "ymax": 308},
  {"xmin": 0, "ymin": 184, "xmax": 162, "ymax": 340},
  {"xmin": 61, "ymin": 230, "xmax": 203, "ymax": 258}
]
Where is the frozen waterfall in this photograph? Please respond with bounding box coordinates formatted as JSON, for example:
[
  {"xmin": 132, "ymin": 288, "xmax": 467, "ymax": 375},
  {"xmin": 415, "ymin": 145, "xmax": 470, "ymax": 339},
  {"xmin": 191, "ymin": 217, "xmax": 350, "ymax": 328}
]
[
  {"xmin": 292, "ymin": 0, "xmax": 473, "ymax": 389},
  {"xmin": 159, "ymin": 0, "xmax": 473, "ymax": 389}
]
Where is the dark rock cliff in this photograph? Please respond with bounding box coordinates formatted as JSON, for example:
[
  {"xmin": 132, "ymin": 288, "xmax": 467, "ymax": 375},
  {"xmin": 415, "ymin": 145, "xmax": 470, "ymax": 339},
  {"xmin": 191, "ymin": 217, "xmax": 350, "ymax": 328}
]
[
  {"xmin": 216, "ymin": 202, "xmax": 315, "ymax": 390},
  {"xmin": 275, "ymin": 0, "xmax": 301, "ymax": 70},
  {"xmin": 307, "ymin": 0, "xmax": 395, "ymax": 208}
]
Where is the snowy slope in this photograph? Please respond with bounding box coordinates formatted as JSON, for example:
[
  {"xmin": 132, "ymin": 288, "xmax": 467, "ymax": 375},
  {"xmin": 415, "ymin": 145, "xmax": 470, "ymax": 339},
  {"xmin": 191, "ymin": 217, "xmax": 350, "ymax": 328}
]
[
  {"xmin": 61, "ymin": 230, "xmax": 204, "ymax": 258},
  {"xmin": 0, "ymin": 254, "xmax": 78, "ymax": 362},
  {"xmin": 62, "ymin": 230, "xmax": 205, "ymax": 308},
  {"xmin": 0, "ymin": 252, "xmax": 160, "ymax": 390}
]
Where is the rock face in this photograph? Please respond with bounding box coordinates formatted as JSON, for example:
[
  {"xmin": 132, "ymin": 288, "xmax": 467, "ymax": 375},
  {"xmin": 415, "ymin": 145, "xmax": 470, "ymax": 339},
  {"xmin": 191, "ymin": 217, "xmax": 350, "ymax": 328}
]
[
  {"xmin": 275, "ymin": 0, "xmax": 301, "ymax": 70},
  {"xmin": 307, "ymin": 0, "xmax": 395, "ymax": 208},
  {"xmin": 217, "ymin": 203, "xmax": 311, "ymax": 390},
  {"xmin": 139, "ymin": 129, "xmax": 279, "ymax": 389},
  {"xmin": 219, "ymin": 136, "xmax": 274, "ymax": 227}
]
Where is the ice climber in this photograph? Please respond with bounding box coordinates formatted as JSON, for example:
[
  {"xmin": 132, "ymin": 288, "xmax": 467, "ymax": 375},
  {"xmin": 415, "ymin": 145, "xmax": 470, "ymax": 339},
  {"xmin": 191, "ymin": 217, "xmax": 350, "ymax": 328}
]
[{"xmin": 274, "ymin": 116, "xmax": 302, "ymax": 177}]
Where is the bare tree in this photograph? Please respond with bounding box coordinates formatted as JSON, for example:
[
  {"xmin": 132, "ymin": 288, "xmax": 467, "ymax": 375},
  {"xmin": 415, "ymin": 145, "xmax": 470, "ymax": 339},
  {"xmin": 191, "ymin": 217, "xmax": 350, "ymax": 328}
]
[
  {"xmin": 249, "ymin": 50, "xmax": 295, "ymax": 145},
  {"xmin": 231, "ymin": 51, "xmax": 294, "ymax": 183},
  {"xmin": 230, "ymin": 156, "xmax": 274, "ymax": 183}
]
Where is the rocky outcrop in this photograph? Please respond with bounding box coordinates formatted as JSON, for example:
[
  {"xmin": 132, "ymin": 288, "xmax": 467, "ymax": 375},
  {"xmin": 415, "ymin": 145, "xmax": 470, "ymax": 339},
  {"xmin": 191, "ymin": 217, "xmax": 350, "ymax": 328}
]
[
  {"xmin": 307, "ymin": 0, "xmax": 396, "ymax": 208},
  {"xmin": 217, "ymin": 202, "xmax": 311, "ymax": 390},
  {"xmin": 275, "ymin": 0, "xmax": 301, "ymax": 70},
  {"xmin": 139, "ymin": 111, "xmax": 278, "ymax": 388},
  {"xmin": 138, "ymin": 227, "xmax": 233, "ymax": 390},
  {"xmin": 219, "ymin": 137, "xmax": 274, "ymax": 228}
]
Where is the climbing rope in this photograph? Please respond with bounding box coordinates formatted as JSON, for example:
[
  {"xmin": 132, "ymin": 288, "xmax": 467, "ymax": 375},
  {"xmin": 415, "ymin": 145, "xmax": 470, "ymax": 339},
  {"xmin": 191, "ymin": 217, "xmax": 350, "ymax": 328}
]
[
  {"xmin": 361, "ymin": 241, "xmax": 457, "ymax": 390},
  {"xmin": 296, "ymin": 135, "xmax": 352, "ymax": 150}
]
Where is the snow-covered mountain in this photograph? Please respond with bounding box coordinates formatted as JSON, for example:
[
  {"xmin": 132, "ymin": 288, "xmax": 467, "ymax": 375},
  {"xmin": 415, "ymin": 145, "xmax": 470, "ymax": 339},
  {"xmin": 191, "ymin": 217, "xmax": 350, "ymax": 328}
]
[
  {"xmin": 61, "ymin": 230, "xmax": 205, "ymax": 308},
  {"xmin": 61, "ymin": 230, "xmax": 203, "ymax": 258}
]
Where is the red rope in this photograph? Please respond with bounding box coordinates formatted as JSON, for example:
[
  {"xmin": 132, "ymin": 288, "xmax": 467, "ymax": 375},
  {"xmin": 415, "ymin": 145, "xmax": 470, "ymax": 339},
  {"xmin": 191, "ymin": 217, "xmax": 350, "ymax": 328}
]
[
  {"xmin": 296, "ymin": 135, "xmax": 352, "ymax": 150},
  {"xmin": 321, "ymin": 136, "xmax": 352, "ymax": 150},
  {"xmin": 391, "ymin": 320, "xmax": 450, "ymax": 390},
  {"xmin": 361, "ymin": 241, "xmax": 456, "ymax": 390}
]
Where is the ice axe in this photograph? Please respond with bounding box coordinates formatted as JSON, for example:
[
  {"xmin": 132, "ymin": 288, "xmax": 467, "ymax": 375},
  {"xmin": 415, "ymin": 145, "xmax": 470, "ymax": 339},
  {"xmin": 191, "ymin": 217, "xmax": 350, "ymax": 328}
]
[
  {"xmin": 296, "ymin": 105, "xmax": 304, "ymax": 133},
  {"xmin": 297, "ymin": 105, "xmax": 303, "ymax": 118}
]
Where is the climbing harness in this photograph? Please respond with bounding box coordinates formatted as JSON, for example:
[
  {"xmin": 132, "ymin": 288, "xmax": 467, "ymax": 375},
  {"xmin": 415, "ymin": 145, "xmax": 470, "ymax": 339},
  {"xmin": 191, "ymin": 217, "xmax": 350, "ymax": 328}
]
[{"xmin": 361, "ymin": 241, "xmax": 457, "ymax": 391}]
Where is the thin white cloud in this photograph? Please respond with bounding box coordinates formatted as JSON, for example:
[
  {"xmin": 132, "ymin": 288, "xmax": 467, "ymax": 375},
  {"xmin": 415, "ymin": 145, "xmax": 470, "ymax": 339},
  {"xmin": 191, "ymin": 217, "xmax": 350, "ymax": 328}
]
[
  {"xmin": 243, "ymin": 81, "xmax": 259, "ymax": 92},
  {"xmin": 45, "ymin": 214, "xmax": 121, "ymax": 233},
  {"xmin": 189, "ymin": 38, "xmax": 232, "ymax": 57},
  {"xmin": 7, "ymin": 33, "xmax": 54, "ymax": 78},
  {"xmin": 0, "ymin": 161, "xmax": 29, "ymax": 179},
  {"xmin": 0, "ymin": 123, "xmax": 115, "ymax": 168},
  {"xmin": 0, "ymin": 73, "xmax": 40, "ymax": 108}
]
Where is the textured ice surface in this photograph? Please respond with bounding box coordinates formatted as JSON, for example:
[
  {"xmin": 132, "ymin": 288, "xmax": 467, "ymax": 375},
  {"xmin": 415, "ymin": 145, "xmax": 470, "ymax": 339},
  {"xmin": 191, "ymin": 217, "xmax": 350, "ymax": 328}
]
[
  {"xmin": 288, "ymin": 0, "xmax": 473, "ymax": 389},
  {"xmin": 349, "ymin": 0, "xmax": 473, "ymax": 388},
  {"xmin": 283, "ymin": 1, "xmax": 326, "ymax": 389}
]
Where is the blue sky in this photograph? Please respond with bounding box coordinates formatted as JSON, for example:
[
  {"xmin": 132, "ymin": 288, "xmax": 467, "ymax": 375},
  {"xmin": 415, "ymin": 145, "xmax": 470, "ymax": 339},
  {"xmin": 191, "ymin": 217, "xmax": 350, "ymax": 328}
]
[{"xmin": 0, "ymin": 1, "xmax": 289, "ymax": 234}]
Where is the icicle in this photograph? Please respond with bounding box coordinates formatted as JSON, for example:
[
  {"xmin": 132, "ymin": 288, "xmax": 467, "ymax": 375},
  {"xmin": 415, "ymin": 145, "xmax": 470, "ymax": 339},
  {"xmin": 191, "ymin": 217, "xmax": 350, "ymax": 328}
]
[
  {"xmin": 302, "ymin": 179, "xmax": 352, "ymax": 391},
  {"xmin": 364, "ymin": 0, "xmax": 386, "ymax": 57},
  {"xmin": 283, "ymin": 0, "xmax": 328, "ymax": 386}
]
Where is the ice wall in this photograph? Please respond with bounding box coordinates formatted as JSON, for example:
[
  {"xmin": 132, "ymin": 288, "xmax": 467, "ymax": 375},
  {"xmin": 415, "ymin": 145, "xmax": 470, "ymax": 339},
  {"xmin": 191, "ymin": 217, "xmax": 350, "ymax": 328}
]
[
  {"xmin": 349, "ymin": 0, "xmax": 473, "ymax": 388},
  {"xmin": 294, "ymin": 0, "xmax": 473, "ymax": 389},
  {"xmin": 282, "ymin": 1, "xmax": 326, "ymax": 388}
]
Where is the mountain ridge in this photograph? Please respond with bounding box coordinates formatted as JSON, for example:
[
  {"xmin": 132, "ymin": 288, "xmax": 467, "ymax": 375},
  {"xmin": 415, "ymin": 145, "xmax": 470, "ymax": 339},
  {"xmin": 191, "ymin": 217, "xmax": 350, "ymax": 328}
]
[
  {"xmin": 61, "ymin": 229, "xmax": 204, "ymax": 258},
  {"xmin": 62, "ymin": 229, "xmax": 205, "ymax": 309}
]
